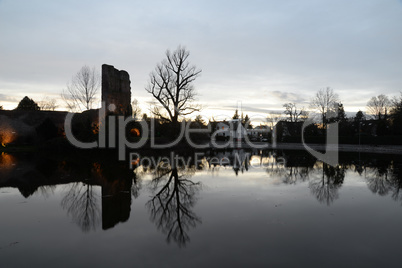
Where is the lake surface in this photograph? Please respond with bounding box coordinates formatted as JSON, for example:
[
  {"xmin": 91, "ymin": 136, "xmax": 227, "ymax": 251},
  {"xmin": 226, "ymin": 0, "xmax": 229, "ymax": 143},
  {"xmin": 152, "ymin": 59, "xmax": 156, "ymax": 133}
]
[{"xmin": 1, "ymin": 149, "xmax": 402, "ymax": 267}]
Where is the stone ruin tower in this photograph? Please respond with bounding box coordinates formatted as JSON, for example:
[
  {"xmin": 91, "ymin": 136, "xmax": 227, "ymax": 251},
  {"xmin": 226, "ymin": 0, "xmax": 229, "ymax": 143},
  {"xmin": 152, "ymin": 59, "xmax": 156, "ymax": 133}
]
[{"xmin": 101, "ymin": 64, "xmax": 132, "ymax": 116}]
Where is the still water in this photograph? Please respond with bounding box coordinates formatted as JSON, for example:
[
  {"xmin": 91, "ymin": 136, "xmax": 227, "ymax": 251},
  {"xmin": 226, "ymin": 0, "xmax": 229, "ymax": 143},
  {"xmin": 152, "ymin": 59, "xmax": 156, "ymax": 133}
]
[{"xmin": 1, "ymin": 150, "xmax": 402, "ymax": 267}]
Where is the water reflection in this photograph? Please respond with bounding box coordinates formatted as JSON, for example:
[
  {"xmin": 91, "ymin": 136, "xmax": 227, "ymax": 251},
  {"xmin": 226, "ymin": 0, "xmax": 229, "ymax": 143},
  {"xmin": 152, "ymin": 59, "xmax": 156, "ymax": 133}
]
[
  {"xmin": 391, "ymin": 161, "xmax": 402, "ymax": 203},
  {"xmin": 1, "ymin": 149, "xmax": 402, "ymax": 246},
  {"xmin": 0, "ymin": 154, "xmax": 134, "ymax": 232},
  {"xmin": 363, "ymin": 158, "xmax": 402, "ymax": 204},
  {"xmin": 206, "ymin": 149, "xmax": 250, "ymax": 175},
  {"xmin": 146, "ymin": 166, "xmax": 201, "ymax": 247},
  {"xmin": 282, "ymin": 166, "xmax": 311, "ymax": 185},
  {"xmin": 309, "ymin": 164, "xmax": 345, "ymax": 205},
  {"xmin": 61, "ymin": 183, "xmax": 100, "ymax": 232},
  {"xmin": 101, "ymin": 176, "xmax": 132, "ymax": 230},
  {"xmin": 271, "ymin": 151, "xmax": 314, "ymax": 184},
  {"xmin": 132, "ymin": 152, "xmax": 202, "ymax": 247}
]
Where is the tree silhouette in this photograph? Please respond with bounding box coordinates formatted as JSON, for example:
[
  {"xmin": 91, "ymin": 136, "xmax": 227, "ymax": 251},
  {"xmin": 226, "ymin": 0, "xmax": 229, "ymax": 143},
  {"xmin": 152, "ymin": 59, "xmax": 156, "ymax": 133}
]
[
  {"xmin": 193, "ymin": 115, "xmax": 206, "ymax": 128},
  {"xmin": 232, "ymin": 150, "xmax": 250, "ymax": 175},
  {"xmin": 365, "ymin": 160, "xmax": 392, "ymax": 196},
  {"xmin": 15, "ymin": 96, "xmax": 40, "ymax": 111},
  {"xmin": 242, "ymin": 114, "xmax": 253, "ymax": 128},
  {"xmin": 61, "ymin": 65, "xmax": 100, "ymax": 112},
  {"xmin": 146, "ymin": 165, "xmax": 201, "ymax": 247},
  {"xmin": 38, "ymin": 96, "xmax": 58, "ymax": 111},
  {"xmin": 390, "ymin": 93, "xmax": 402, "ymax": 135},
  {"xmin": 309, "ymin": 163, "xmax": 345, "ymax": 205},
  {"xmin": 310, "ymin": 87, "xmax": 339, "ymax": 129},
  {"xmin": 390, "ymin": 161, "xmax": 402, "ymax": 203},
  {"xmin": 354, "ymin": 110, "xmax": 366, "ymax": 122},
  {"xmin": 61, "ymin": 182, "xmax": 100, "ymax": 232},
  {"xmin": 131, "ymin": 172, "xmax": 142, "ymax": 199},
  {"xmin": 366, "ymin": 94, "xmax": 390, "ymax": 120},
  {"xmin": 131, "ymin": 98, "xmax": 142, "ymax": 120},
  {"xmin": 283, "ymin": 102, "xmax": 308, "ymax": 122},
  {"xmin": 362, "ymin": 158, "xmax": 402, "ymax": 204},
  {"xmin": 232, "ymin": 109, "xmax": 239, "ymax": 119},
  {"xmin": 282, "ymin": 166, "xmax": 312, "ymax": 184},
  {"xmin": 334, "ymin": 102, "xmax": 347, "ymax": 122},
  {"xmin": 146, "ymin": 46, "xmax": 202, "ymax": 123}
]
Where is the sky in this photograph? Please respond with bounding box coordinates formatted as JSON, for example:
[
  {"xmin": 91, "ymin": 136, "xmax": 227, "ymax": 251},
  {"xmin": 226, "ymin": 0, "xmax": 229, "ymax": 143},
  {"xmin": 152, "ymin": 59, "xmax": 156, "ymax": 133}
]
[{"xmin": 1, "ymin": 0, "xmax": 402, "ymax": 120}]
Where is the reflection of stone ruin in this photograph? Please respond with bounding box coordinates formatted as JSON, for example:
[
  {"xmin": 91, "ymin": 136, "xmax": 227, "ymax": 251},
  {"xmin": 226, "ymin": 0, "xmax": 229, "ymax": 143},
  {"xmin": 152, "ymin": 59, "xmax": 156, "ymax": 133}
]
[
  {"xmin": 102, "ymin": 64, "xmax": 132, "ymax": 116},
  {"xmin": 0, "ymin": 154, "xmax": 133, "ymax": 231}
]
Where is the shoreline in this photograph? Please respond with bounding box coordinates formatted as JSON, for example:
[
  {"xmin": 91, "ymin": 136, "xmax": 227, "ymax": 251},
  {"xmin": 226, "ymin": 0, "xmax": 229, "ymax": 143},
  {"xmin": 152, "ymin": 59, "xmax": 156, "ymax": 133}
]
[
  {"xmin": 210, "ymin": 141, "xmax": 402, "ymax": 155},
  {"xmin": 2, "ymin": 142, "xmax": 402, "ymax": 155},
  {"xmin": 272, "ymin": 143, "xmax": 402, "ymax": 155}
]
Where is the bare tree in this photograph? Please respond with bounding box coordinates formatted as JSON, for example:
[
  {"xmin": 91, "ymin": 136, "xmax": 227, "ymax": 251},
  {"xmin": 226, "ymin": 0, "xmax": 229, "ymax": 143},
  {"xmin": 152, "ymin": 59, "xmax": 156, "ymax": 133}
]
[
  {"xmin": 61, "ymin": 65, "xmax": 100, "ymax": 112},
  {"xmin": 131, "ymin": 98, "xmax": 142, "ymax": 120},
  {"xmin": 266, "ymin": 112, "xmax": 282, "ymax": 129},
  {"xmin": 146, "ymin": 46, "xmax": 202, "ymax": 123},
  {"xmin": 310, "ymin": 87, "xmax": 339, "ymax": 128},
  {"xmin": 39, "ymin": 96, "xmax": 58, "ymax": 111},
  {"xmin": 283, "ymin": 102, "xmax": 308, "ymax": 122},
  {"xmin": 366, "ymin": 94, "xmax": 391, "ymax": 120},
  {"xmin": 266, "ymin": 112, "xmax": 282, "ymax": 145}
]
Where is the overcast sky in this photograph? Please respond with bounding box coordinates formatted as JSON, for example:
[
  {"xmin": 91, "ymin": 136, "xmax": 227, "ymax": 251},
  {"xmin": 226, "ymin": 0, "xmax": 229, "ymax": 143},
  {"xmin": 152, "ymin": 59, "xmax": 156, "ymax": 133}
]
[{"xmin": 1, "ymin": 0, "xmax": 401, "ymax": 119}]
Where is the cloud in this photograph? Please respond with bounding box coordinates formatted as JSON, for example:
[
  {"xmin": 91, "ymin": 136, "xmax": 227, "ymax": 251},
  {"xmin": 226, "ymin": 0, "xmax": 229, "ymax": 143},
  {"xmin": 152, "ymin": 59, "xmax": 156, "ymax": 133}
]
[
  {"xmin": 269, "ymin": 91, "xmax": 306, "ymax": 104},
  {"xmin": 0, "ymin": 94, "xmax": 18, "ymax": 103},
  {"xmin": 0, "ymin": 0, "xmax": 401, "ymax": 114},
  {"xmin": 221, "ymin": 104, "xmax": 271, "ymax": 114}
]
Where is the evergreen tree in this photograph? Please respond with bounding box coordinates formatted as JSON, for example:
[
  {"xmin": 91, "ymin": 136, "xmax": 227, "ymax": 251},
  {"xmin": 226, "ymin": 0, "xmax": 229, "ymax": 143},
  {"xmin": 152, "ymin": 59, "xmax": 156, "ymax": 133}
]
[
  {"xmin": 193, "ymin": 115, "xmax": 206, "ymax": 128},
  {"xmin": 336, "ymin": 103, "xmax": 347, "ymax": 122},
  {"xmin": 354, "ymin": 110, "xmax": 365, "ymax": 122},
  {"xmin": 232, "ymin": 109, "xmax": 239, "ymax": 119},
  {"xmin": 242, "ymin": 114, "xmax": 252, "ymax": 128},
  {"xmin": 391, "ymin": 93, "xmax": 402, "ymax": 135},
  {"xmin": 15, "ymin": 96, "xmax": 40, "ymax": 111}
]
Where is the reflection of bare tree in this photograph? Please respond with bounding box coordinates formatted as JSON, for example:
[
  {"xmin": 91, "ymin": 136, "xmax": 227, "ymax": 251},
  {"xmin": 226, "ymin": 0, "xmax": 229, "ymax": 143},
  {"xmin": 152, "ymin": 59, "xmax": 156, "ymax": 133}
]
[
  {"xmin": 265, "ymin": 164, "xmax": 287, "ymax": 179},
  {"xmin": 146, "ymin": 165, "xmax": 201, "ymax": 247},
  {"xmin": 38, "ymin": 185, "xmax": 56, "ymax": 199},
  {"xmin": 364, "ymin": 159, "xmax": 393, "ymax": 196},
  {"xmin": 131, "ymin": 173, "xmax": 142, "ymax": 199},
  {"xmin": 355, "ymin": 159, "xmax": 402, "ymax": 204},
  {"xmin": 354, "ymin": 164, "xmax": 365, "ymax": 176},
  {"xmin": 389, "ymin": 161, "xmax": 402, "ymax": 202},
  {"xmin": 282, "ymin": 166, "xmax": 311, "ymax": 184},
  {"xmin": 372, "ymin": 161, "xmax": 402, "ymax": 203},
  {"xmin": 61, "ymin": 182, "xmax": 101, "ymax": 232},
  {"xmin": 205, "ymin": 150, "xmax": 250, "ymax": 175},
  {"xmin": 233, "ymin": 150, "xmax": 249, "ymax": 175},
  {"xmin": 391, "ymin": 181, "xmax": 402, "ymax": 202},
  {"xmin": 309, "ymin": 164, "xmax": 345, "ymax": 205},
  {"xmin": 264, "ymin": 153, "xmax": 287, "ymax": 180},
  {"xmin": 366, "ymin": 168, "xmax": 392, "ymax": 196},
  {"xmin": 265, "ymin": 151, "xmax": 316, "ymax": 184}
]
